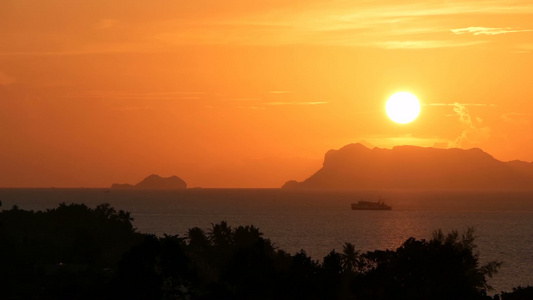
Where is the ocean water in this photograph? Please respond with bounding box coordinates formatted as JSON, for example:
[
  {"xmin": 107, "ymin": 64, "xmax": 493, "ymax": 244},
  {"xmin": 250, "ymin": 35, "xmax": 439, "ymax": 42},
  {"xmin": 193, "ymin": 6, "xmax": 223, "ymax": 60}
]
[{"xmin": 1, "ymin": 188, "xmax": 532, "ymax": 293}]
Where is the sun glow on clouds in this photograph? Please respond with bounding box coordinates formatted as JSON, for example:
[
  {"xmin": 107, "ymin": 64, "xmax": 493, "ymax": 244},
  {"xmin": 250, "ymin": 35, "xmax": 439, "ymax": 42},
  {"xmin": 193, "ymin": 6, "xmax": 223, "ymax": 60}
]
[
  {"xmin": 374, "ymin": 101, "xmax": 494, "ymax": 151},
  {"xmin": 269, "ymin": 91, "xmax": 292, "ymax": 94},
  {"xmin": 149, "ymin": 1, "xmax": 533, "ymax": 48},
  {"xmin": 3, "ymin": 1, "xmax": 533, "ymax": 54},
  {"xmin": 375, "ymin": 40, "xmax": 486, "ymax": 49},
  {"xmin": 451, "ymin": 27, "xmax": 533, "ymax": 35},
  {"xmin": 65, "ymin": 91, "xmax": 207, "ymax": 100},
  {"xmin": 417, "ymin": 101, "xmax": 493, "ymax": 145},
  {"xmin": 448, "ymin": 103, "xmax": 490, "ymax": 148},
  {"xmin": 426, "ymin": 103, "xmax": 496, "ymax": 107},
  {"xmin": 264, "ymin": 102, "xmax": 328, "ymax": 106}
]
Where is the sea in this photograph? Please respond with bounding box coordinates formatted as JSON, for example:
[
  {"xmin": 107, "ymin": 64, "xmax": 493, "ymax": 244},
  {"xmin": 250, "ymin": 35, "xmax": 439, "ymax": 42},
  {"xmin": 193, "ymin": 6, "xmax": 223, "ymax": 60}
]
[{"xmin": 1, "ymin": 188, "xmax": 532, "ymax": 294}]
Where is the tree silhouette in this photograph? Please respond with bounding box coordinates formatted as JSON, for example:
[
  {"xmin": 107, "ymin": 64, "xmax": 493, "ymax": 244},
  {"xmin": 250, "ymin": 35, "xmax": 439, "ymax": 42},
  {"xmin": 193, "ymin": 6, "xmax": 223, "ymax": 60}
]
[
  {"xmin": 0, "ymin": 203, "xmax": 140, "ymax": 299},
  {"xmin": 208, "ymin": 220, "xmax": 232, "ymax": 248},
  {"xmin": 0, "ymin": 204, "xmax": 516, "ymax": 300},
  {"xmin": 341, "ymin": 242, "xmax": 361, "ymax": 273},
  {"xmin": 499, "ymin": 286, "xmax": 533, "ymax": 300},
  {"xmin": 356, "ymin": 228, "xmax": 501, "ymax": 300}
]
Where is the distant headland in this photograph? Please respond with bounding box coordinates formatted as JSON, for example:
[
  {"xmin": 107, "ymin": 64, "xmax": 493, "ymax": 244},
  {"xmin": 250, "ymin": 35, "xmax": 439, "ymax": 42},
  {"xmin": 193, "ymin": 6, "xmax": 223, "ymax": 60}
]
[
  {"xmin": 283, "ymin": 143, "xmax": 533, "ymax": 190},
  {"xmin": 112, "ymin": 174, "xmax": 187, "ymax": 189}
]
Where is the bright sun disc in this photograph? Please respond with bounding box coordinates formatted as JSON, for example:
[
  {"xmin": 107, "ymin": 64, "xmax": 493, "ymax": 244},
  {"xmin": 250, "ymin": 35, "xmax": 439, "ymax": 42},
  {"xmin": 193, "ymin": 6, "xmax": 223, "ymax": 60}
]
[{"xmin": 386, "ymin": 92, "xmax": 421, "ymax": 124}]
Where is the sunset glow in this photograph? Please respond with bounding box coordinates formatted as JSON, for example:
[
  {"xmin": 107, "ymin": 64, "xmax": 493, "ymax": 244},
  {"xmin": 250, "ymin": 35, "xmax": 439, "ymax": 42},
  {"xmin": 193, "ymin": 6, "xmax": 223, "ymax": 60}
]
[
  {"xmin": 1, "ymin": 1, "xmax": 533, "ymax": 188},
  {"xmin": 386, "ymin": 92, "xmax": 421, "ymax": 124}
]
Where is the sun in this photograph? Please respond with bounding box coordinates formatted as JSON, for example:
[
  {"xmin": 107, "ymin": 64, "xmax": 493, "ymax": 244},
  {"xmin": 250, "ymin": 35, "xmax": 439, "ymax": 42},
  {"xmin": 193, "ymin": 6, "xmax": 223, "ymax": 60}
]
[{"xmin": 386, "ymin": 92, "xmax": 421, "ymax": 124}]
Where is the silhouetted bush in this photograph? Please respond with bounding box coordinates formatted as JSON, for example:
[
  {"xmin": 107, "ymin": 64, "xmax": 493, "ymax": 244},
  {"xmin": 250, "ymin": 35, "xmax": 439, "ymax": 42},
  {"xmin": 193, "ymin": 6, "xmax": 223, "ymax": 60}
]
[
  {"xmin": 499, "ymin": 286, "xmax": 533, "ymax": 300},
  {"xmin": 355, "ymin": 228, "xmax": 501, "ymax": 300},
  {"xmin": 0, "ymin": 203, "xmax": 520, "ymax": 300},
  {"xmin": 0, "ymin": 203, "xmax": 141, "ymax": 299}
]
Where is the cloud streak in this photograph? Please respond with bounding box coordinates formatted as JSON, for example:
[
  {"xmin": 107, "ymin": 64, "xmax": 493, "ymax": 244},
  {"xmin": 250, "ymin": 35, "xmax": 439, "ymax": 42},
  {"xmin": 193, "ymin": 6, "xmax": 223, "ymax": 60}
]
[
  {"xmin": 451, "ymin": 27, "xmax": 533, "ymax": 35},
  {"xmin": 374, "ymin": 40, "xmax": 486, "ymax": 49},
  {"xmin": 137, "ymin": 1, "xmax": 533, "ymax": 49},
  {"xmin": 63, "ymin": 91, "xmax": 207, "ymax": 100},
  {"xmin": 269, "ymin": 91, "xmax": 292, "ymax": 94},
  {"xmin": 426, "ymin": 103, "xmax": 496, "ymax": 107},
  {"xmin": 501, "ymin": 112, "xmax": 532, "ymax": 125},
  {"xmin": 4, "ymin": 1, "xmax": 533, "ymax": 54},
  {"xmin": 263, "ymin": 101, "xmax": 328, "ymax": 106}
]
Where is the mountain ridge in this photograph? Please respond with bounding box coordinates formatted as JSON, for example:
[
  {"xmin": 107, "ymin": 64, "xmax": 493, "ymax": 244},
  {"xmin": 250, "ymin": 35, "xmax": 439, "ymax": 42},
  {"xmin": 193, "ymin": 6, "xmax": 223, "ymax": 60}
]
[{"xmin": 282, "ymin": 143, "xmax": 533, "ymax": 190}]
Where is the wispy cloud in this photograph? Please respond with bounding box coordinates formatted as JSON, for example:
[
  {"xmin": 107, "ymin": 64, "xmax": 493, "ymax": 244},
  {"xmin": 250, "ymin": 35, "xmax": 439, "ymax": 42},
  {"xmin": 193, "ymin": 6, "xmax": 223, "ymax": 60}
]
[
  {"xmin": 64, "ymin": 91, "xmax": 206, "ymax": 100},
  {"xmin": 3, "ymin": 1, "xmax": 533, "ymax": 55},
  {"xmin": 228, "ymin": 98, "xmax": 261, "ymax": 101},
  {"xmin": 426, "ymin": 103, "xmax": 496, "ymax": 107},
  {"xmin": 269, "ymin": 91, "xmax": 292, "ymax": 94},
  {"xmin": 501, "ymin": 112, "xmax": 532, "ymax": 125},
  {"xmin": 263, "ymin": 101, "xmax": 328, "ymax": 106},
  {"xmin": 448, "ymin": 103, "xmax": 490, "ymax": 148},
  {"xmin": 148, "ymin": 1, "xmax": 533, "ymax": 49},
  {"xmin": 375, "ymin": 40, "xmax": 487, "ymax": 49},
  {"xmin": 327, "ymin": 1, "xmax": 533, "ymax": 21},
  {"xmin": 422, "ymin": 102, "xmax": 494, "ymax": 148},
  {"xmin": 451, "ymin": 27, "xmax": 533, "ymax": 35},
  {"xmin": 0, "ymin": 44, "xmax": 164, "ymax": 57}
]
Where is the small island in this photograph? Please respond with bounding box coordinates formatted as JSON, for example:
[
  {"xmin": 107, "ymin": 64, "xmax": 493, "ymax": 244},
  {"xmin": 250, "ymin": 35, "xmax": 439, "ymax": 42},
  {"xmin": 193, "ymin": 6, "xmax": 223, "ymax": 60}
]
[{"xmin": 111, "ymin": 174, "xmax": 187, "ymax": 190}]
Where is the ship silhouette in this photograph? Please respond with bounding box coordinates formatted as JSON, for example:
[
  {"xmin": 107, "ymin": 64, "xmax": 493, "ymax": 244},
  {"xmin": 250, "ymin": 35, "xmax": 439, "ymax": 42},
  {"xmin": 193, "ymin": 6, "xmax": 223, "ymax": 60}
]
[{"xmin": 351, "ymin": 197, "xmax": 391, "ymax": 210}]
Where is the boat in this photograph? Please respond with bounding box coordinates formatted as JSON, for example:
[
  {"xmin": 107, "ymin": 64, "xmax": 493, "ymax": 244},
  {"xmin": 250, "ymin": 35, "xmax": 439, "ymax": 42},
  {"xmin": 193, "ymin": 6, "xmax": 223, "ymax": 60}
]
[{"xmin": 351, "ymin": 198, "xmax": 391, "ymax": 210}]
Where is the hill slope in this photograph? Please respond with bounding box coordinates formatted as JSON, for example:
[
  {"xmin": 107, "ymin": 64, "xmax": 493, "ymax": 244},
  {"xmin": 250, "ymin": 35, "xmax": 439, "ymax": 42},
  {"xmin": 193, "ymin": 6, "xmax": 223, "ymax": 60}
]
[
  {"xmin": 282, "ymin": 143, "xmax": 533, "ymax": 190},
  {"xmin": 112, "ymin": 174, "xmax": 187, "ymax": 189}
]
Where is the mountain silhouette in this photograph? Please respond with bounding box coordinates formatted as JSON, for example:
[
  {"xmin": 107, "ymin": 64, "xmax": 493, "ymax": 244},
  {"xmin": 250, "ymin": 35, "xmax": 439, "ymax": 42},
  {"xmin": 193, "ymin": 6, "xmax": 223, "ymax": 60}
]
[
  {"xmin": 282, "ymin": 143, "xmax": 533, "ymax": 190},
  {"xmin": 112, "ymin": 174, "xmax": 187, "ymax": 189}
]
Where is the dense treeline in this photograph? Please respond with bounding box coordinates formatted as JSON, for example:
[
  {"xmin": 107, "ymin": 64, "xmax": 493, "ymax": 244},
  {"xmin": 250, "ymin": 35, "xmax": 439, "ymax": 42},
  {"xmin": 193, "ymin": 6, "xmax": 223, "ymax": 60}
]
[{"xmin": 0, "ymin": 202, "xmax": 531, "ymax": 300}]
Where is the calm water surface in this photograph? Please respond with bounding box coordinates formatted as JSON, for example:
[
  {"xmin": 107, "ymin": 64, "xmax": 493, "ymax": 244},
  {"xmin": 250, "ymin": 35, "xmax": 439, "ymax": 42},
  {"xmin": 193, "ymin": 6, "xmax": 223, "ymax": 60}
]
[{"xmin": 1, "ymin": 188, "xmax": 532, "ymax": 293}]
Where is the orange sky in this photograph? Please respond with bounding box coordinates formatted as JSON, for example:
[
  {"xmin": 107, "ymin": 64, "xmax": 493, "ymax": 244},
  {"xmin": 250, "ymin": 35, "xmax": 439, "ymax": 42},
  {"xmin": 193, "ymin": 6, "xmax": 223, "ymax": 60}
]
[{"xmin": 1, "ymin": 0, "xmax": 533, "ymax": 188}]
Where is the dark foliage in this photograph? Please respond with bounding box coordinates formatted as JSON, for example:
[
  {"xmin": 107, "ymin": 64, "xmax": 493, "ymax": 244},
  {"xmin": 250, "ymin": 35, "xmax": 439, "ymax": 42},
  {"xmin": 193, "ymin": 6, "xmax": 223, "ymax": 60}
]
[
  {"xmin": 0, "ymin": 203, "xmax": 141, "ymax": 299},
  {"xmin": 0, "ymin": 203, "xmax": 519, "ymax": 300},
  {"xmin": 355, "ymin": 228, "xmax": 501, "ymax": 300},
  {"xmin": 499, "ymin": 286, "xmax": 533, "ymax": 300}
]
